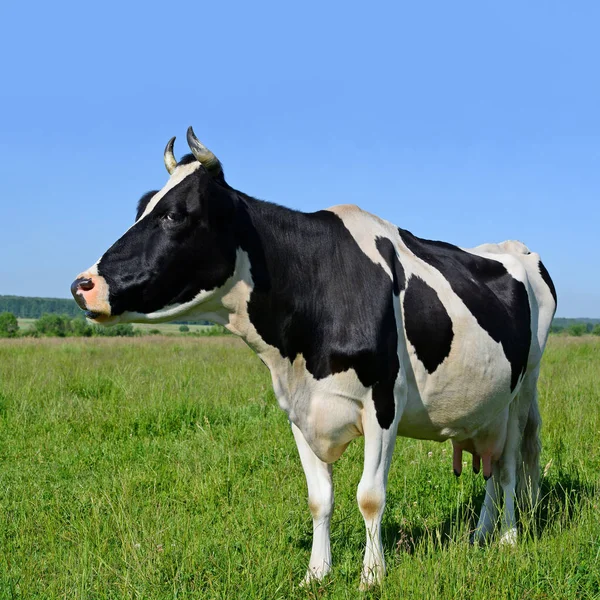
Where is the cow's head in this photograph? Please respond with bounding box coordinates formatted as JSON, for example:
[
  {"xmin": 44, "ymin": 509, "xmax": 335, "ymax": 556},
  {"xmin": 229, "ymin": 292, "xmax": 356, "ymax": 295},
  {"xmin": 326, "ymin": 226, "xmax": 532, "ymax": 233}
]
[{"xmin": 71, "ymin": 127, "xmax": 239, "ymax": 324}]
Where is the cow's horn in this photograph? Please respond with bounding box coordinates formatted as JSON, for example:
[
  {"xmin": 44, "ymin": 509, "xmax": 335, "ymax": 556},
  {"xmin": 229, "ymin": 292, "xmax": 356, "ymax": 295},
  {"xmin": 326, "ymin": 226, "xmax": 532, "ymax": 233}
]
[
  {"xmin": 164, "ymin": 136, "xmax": 177, "ymax": 174},
  {"xmin": 186, "ymin": 126, "xmax": 222, "ymax": 175}
]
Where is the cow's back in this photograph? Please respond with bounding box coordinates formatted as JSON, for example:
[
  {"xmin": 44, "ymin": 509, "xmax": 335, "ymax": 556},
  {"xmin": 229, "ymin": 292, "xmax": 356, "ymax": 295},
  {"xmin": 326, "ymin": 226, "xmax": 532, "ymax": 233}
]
[{"xmin": 328, "ymin": 204, "xmax": 556, "ymax": 441}]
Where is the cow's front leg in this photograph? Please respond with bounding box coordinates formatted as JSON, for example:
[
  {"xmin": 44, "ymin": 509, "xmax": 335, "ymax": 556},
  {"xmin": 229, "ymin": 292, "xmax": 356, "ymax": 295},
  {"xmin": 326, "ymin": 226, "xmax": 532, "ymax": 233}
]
[
  {"xmin": 357, "ymin": 400, "xmax": 400, "ymax": 589},
  {"xmin": 291, "ymin": 422, "xmax": 334, "ymax": 583}
]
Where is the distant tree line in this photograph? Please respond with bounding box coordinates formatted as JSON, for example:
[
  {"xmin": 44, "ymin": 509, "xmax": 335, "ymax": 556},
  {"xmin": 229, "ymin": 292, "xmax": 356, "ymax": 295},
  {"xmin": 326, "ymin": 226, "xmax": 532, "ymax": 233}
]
[
  {"xmin": 550, "ymin": 321, "xmax": 600, "ymax": 336},
  {"xmin": 0, "ymin": 312, "xmax": 228, "ymax": 339},
  {"xmin": 0, "ymin": 295, "xmax": 210, "ymax": 324},
  {"xmin": 552, "ymin": 317, "xmax": 600, "ymax": 329},
  {"xmin": 0, "ymin": 312, "xmax": 136, "ymax": 338},
  {"xmin": 0, "ymin": 295, "xmax": 81, "ymax": 318}
]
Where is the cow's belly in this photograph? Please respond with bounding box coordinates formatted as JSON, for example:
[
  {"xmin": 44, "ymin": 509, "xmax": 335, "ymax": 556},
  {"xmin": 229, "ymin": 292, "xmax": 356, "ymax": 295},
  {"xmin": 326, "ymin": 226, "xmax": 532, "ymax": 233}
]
[
  {"xmin": 397, "ymin": 335, "xmax": 516, "ymax": 442},
  {"xmin": 266, "ymin": 330, "xmax": 519, "ymax": 459}
]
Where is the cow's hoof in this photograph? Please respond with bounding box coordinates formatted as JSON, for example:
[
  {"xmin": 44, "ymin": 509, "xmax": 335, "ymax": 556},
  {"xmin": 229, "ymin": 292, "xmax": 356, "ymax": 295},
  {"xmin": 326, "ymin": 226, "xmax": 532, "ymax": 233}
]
[
  {"xmin": 359, "ymin": 567, "xmax": 384, "ymax": 591},
  {"xmin": 300, "ymin": 566, "xmax": 329, "ymax": 587}
]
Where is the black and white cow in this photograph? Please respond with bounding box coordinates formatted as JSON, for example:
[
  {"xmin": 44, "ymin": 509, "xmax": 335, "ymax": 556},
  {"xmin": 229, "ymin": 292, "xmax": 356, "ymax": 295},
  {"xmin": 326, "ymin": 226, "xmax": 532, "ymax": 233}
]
[{"xmin": 71, "ymin": 128, "xmax": 557, "ymax": 588}]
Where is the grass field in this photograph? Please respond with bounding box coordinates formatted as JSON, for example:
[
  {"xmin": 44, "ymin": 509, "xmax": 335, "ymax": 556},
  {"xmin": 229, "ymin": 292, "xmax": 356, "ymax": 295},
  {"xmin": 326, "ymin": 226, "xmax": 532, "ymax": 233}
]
[
  {"xmin": 15, "ymin": 318, "xmax": 36, "ymax": 330},
  {"xmin": 0, "ymin": 336, "xmax": 598, "ymax": 599}
]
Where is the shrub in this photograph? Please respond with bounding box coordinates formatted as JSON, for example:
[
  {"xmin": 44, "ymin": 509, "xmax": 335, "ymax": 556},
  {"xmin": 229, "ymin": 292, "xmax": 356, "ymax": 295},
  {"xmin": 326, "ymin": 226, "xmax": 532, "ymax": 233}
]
[
  {"xmin": 92, "ymin": 323, "xmax": 136, "ymax": 337},
  {"xmin": 568, "ymin": 324, "xmax": 587, "ymax": 337},
  {"xmin": 592, "ymin": 324, "xmax": 600, "ymax": 336},
  {"xmin": 194, "ymin": 325, "xmax": 229, "ymax": 337},
  {"xmin": 71, "ymin": 317, "xmax": 93, "ymax": 337},
  {"xmin": 34, "ymin": 314, "xmax": 71, "ymax": 337},
  {"xmin": 179, "ymin": 324, "xmax": 190, "ymax": 333},
  {"xmin": 0, "ymin": 312, "xmax": 19, "ymax": 337}
]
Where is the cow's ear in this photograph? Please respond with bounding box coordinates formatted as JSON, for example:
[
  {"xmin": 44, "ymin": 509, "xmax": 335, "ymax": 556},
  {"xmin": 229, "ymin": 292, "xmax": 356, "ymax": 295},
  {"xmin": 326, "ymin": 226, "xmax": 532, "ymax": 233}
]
[{"xmin": 135, "ymin": 190, "xmax": 158, "ymax": 222}]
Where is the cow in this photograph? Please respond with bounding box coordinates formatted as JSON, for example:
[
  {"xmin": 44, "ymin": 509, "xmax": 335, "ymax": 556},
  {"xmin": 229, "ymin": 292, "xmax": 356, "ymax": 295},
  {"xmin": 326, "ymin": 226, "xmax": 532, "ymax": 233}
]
[{"xmin": 71, "ymin": 128, "xmax": 557, "ymax": 588}]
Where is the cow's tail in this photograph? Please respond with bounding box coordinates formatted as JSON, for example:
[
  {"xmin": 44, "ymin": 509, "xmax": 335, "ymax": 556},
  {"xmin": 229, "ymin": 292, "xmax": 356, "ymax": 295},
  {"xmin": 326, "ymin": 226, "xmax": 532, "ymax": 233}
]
[{"xmin": 518, "ymin": 396, "xmax": 542, "ymax": 509}]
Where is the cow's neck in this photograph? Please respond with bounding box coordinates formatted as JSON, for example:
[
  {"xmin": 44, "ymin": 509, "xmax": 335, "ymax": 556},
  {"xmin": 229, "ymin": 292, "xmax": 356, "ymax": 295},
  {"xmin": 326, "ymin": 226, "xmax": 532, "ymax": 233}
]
[{"xmin": 220, "ymin": 195, "xmax": 329, "ymax": 358}]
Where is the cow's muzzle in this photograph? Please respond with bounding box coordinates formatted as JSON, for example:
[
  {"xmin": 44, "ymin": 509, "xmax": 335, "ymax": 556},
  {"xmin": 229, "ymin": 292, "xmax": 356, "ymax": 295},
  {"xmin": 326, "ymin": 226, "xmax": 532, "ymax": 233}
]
[{"xmin": 70, "ymin": 273, "xmax": 112, "ymax": 322}]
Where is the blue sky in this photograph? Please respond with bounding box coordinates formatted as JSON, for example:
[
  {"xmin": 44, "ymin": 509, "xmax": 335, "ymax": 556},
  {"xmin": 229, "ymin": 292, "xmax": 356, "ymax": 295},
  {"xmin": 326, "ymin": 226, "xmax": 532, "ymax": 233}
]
[{"xmin": 0, "ymin": 1, "xmax": 598, "ymax": 317}]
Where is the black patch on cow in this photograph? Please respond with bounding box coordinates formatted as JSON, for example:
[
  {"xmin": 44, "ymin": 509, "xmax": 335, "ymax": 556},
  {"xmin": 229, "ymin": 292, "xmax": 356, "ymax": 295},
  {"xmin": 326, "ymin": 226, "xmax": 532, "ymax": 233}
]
[
  {"xmin": 376, "ymin": 237, "xmax": 406, "ymax": 295},
  {"xmin": 538, "ymin": 260, "xmax": 557, "ymax": 306},
  {"xmin": 98, "ymin": 169, "xmax": 237, "ymax": 316},
  {"xmin": 236, "ymin": 203, "xmax": 400, "ymax": 429},
  {"xmin": 177, "ymin": 154, "xmax": 226, "ymax": 183},
  {"xmin": 403, "ymin": 275, "xmax": 454, "ymax": 373},
  {"xmin": 177, "ymin": 153, "xmax": 197, "ymax": 167},
  {"xmin": 135, "ymin": 190, "xmax": 158, "ymax": 222},
  {"xmin": 398, "ymin": 228, "xmax": 531, "ymax": 391}
]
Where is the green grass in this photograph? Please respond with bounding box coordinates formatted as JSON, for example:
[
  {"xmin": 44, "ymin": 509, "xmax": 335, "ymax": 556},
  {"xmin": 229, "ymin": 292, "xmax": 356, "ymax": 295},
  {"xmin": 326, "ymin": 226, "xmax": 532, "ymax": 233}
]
[
  {"xmin": 16, "ymin": 318, "xmax": 36, "ymax": 330},
  {"xmin": 128, "ymin": 323, "xmax": 219, "ymax": 335},
  {"xmin": 0, "ymin": 336, "xmax": 598, "ymax": 599}
]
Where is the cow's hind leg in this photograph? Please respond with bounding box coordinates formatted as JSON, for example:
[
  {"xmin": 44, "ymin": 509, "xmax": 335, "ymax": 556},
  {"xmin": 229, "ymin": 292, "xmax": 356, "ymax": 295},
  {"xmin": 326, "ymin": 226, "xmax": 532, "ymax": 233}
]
[
  {"xmin": 497, "ymin": 369, "xmax": 543, "ymax": 546},
  {"xmin": 357, "ymin": 397, "xmax": 402, "ymax": 589},
  {"xmin": 473, "ymin": 463, "xmax": 501, "ymax": 543},
  {"xmin": 472, "ymin": 412, "xmax": 520, "ymax": 545},
  {"xmin": 498, "ymin": 369, "xmax": 543, "ymax": 545},
  {"xmin": 497, "ymin": 408, "xmax": 521, "ymax": 546},
  {"xmin": 291, "ymin": 423, "xmax": 334, "ymax": 583},
  {"xmin": 516, "ymin": 368, "xmax": 542, "ymax": 510},
  {"xmin": 473, "ymin": 377, "xmax": 541, "ymax": 546}
]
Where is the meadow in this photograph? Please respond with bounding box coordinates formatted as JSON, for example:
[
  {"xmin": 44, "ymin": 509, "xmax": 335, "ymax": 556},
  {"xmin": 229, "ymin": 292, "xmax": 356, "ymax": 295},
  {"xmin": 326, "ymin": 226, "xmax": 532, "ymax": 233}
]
[{"xmin": 0, "ymin": 336, "xmax": 598, "ymax": 599}]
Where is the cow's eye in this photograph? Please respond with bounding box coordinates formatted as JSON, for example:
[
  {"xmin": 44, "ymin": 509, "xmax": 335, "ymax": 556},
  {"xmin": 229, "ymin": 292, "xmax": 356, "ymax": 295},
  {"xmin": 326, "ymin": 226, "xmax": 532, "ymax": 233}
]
[{"xmin": 163, "ymin": 212, "xmax": 182, "ymax": 223}]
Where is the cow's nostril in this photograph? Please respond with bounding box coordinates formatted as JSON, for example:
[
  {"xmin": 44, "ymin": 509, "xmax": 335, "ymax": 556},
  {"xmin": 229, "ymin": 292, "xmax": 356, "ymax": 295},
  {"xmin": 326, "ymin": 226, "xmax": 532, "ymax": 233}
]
[
  {"xmin": 79, "ymin": 278, "xmax": 95, "ymax": 291},
  {"xmin": 71, "ymin": 277, "xmax": 95, "ymax": 306}
]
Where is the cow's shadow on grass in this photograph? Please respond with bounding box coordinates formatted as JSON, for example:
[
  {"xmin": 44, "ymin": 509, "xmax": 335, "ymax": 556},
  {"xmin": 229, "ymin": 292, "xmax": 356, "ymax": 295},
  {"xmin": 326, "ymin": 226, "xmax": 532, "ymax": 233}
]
[
  {"xmin": 294, "ymin": 472, "xmax": 596, "ymax": 556},
  {"xmin": 379, "ymin": 472, "xmax": 596, "ymax": 555}
]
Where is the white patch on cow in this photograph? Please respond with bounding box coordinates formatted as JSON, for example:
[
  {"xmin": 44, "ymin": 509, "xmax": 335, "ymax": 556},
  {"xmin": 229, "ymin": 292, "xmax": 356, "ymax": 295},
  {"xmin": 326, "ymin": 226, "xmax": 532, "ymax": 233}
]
[
  {"xmin": 138, "ymin": 161, "xmax": 201, "ymax": 222},
  {"xmin": 326, "ymin": 204, "xmax": 397, "ymax": 278}
]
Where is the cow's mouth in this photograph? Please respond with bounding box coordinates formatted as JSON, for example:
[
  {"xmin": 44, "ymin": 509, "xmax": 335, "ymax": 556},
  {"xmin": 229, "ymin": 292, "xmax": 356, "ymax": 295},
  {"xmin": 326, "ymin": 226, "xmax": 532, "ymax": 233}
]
[{"xmin": 84, "ymin": 310, "xmax": 113, "ymax": 324}]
